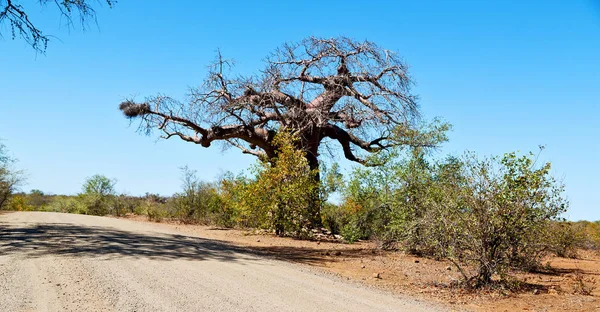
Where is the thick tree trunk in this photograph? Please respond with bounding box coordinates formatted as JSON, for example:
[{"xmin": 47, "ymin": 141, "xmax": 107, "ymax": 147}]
[{"xmin": 305, "ymin": 152, "xmax": 322, "ymax": 229}]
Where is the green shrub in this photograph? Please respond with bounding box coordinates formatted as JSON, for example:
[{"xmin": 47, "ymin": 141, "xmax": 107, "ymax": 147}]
[
  {"xmin": 341, "ymin": 223, "xmax": 362, "ymax": 243},
  {"xmin": 576, "ymin": 221, "xmax": 600, "ymax": 251},
  {"xmin": 78, "ymin": 174, "xmax": 116, "ymax": 215},
  {"xmin": 25, "ymin": 189, "xmax": 50, "ymax": 210},
  {"xmin": 172, "ymin": 166, "xmax": 229, "ymax": 225},
  {"xmin": 321, "ymin": 202, "xmax": 349, "ymax": 235},
  {"xmin": 423, "ymin": 150, "xmax": 568, "ymax": 286},
  {"xmin": 44, "ymin": 196, "xmax": 85, "ymax": 214},
  {"xmin": 132, "ymin": 199, "xmax": 148, "ymax": 215},
  {"xmin": 146, "ymin": 202, "xmax": 166, "ymax": 222},
  {"xmin": 340, "ymin": 148, "xmax": 438, "ymax": 248},
  {"xmin": 112, "ymin": 195, "xmax": 143, "ymax": 217},
  {"xmin": 0, "ymin": 143, "xmax": 24, "ymax": 209},
  {"xmin": 546, "ymin": 222, "xmax": 587, "ymax": 258},
  {"xmin": 6, "ymin": 194, "xmax": 32, "ymax": 211},
  {"xmin": 342, "ymin": 146, "xmax": 568, "ymax": 287},
  {"xmin": 220, "ymin": 132, "xmax": 319, "ymax": 236}
]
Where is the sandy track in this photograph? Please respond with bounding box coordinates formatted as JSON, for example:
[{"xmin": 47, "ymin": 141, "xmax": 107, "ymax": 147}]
[{"xmin": 0, "ymin": 212, "xmax": 447, "ymax": 312}]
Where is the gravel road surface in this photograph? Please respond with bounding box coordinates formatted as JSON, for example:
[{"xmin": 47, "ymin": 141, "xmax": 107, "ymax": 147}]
[{"xmin": 0, "ymin": 212, "xmax": 447, "ymax": 312}]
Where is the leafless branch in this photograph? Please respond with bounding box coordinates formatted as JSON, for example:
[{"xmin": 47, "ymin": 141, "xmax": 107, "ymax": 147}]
[
  {"xmin": 121, "ymin": 36, "xmax": 425, "ymax": 168},
  {"xmin": 0, "ymin": 0, "xmax": 115, "ymax": 53}
]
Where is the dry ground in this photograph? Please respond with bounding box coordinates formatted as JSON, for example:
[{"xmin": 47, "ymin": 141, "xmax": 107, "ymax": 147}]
[
  {"xmin": 0, "ymin": 211, "xmax": 448, "ymax": 312},
  {"xmin": 118, "ymin": 214, "xmax": 600, "ymax": 312},
  {"xmin": 1, "ymin": 211, "xmax": 597, "ymax": 311}
]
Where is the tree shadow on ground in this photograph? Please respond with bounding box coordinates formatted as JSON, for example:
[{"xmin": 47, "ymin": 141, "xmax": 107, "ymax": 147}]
[
  {"xmin": 247, "ymin": 244, "xmax": 370, "ymax": 265},
  {"xmin": 528, "ymin": 266, "xmax": 600, "ymax": 277},
  {"xmin": 0, "ymin": 222, "xmax": 249, "ymax": 262},
  {"xmin": 0, "ymin": 222, "xmax": 367, "ymax": 266}
]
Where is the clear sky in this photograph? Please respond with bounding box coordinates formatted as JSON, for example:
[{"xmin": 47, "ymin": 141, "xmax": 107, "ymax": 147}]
[{"xmin": 1, "ymin": 0, "xmax": 598, "ymax": 220}]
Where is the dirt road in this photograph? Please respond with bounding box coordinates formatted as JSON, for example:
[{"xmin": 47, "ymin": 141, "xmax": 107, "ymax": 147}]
[{"xmin": 0, "ymin": 212, "xmax": 447, "ymax": 312}]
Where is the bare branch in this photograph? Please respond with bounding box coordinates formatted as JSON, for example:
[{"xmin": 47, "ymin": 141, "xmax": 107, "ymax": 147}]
[
  {"xmin": 0, "ymin": 0, "xmax": 115, "ymax": 53},
  {"xmin": 120, "ymin": 36, "xmax": 427, "ymax": 169},
  {"xmin": 225, "ymin": 139, "xmax": 267, "ymax": 160}
]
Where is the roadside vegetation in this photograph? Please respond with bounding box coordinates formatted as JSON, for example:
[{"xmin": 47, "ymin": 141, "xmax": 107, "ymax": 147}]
[
  {"xmin": 3, "ymin": 130, "xmax": 598, "ymax": 290},
  {"xmin": 1, "ymin": 36, "xmax": 597, "ymax": 293},
  {"xmin": 0, "ymin": 142, "xmax": 24, "ymax": 210}
]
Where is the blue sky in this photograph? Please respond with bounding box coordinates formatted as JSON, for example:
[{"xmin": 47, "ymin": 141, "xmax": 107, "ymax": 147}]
[{"xmin": 1, "ymin": 0, "xmax": 598, "ymax": 220}]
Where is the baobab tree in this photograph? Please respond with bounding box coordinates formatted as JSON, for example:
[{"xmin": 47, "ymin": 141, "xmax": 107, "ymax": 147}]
[{"xmin": 120, "ymin": 36, "xmax": 426, "ymax": 225}]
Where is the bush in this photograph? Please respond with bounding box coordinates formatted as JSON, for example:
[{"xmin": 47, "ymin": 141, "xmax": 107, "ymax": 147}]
[
  {"xmin": 421, "ymin": 150, "xmax": 568, "ymax": 286},
  {"xmin": 172, "ymin": 166, "xmax": 230, "ymax": 225},
  {"xmin": 141, "ymin": 193, "xmax": 172, "ymax": 222},
  {"xmin": 546, "ymin": 222, "xmax": 587, "ymax": 258},
  {"xmin": 0, "ymin": 143, "xmax": 24, "ymax": 209},
  {"xmin": 341, "ymin": 146, "xmax": 568, "ymax": 287},
  {"xmin": 340, "ymin": 148, "xmax": 439, "ymax": 248},
  {"xmin": 222, "ymin": 132, "xmax": 319, "ymax": 236},
  {"xmin": 146, "ymin": 202, "xmax": 167, "ymax": 222},
  {"xmin": 341, "ymin": 223, "xmax": 362, "ymax": 243},
  {"xmin": 6, "ymin": 194, "xmax": 32, "ymax": 211},
  {"xmin": 45, "ymin": 196, "xmax": 86, "ymax": 214},
  {"xmin": 26, "ymin": 189, "xmax": 50, "ymax": 210},
  {"xmin": 578, "ymin": 221, "xmax": 600, "ymax": 251},
  {"xmin": 112, "ymin": 195, "xmax": 143, "ymax": 217},
  {"xmin": 321, "ymin": 202, "xmax": 349, "ymax": 235},
  {"xmin": 78, "ymin": 174, "xmax": 116, "ymax": 215},
  {"xmin": 218, "ymin": 173, "xmax": 250, "ymax": 227}
]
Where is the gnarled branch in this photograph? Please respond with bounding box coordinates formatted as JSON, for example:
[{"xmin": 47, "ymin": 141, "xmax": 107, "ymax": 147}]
[{"xmin": 120, "ymin": 36, "xmax": 426, "ymax": 167}]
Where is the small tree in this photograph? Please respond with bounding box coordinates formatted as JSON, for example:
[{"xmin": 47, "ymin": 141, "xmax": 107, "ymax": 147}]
[
  {"xmin": 27, "ymin": 189, "xmax": 48, "ymax": 208},
  {"xmin": 440, "ymin": 149, "xmax": 568, "ymax": 286},
  {"xmin": 339, "ymin": 120, "xmax": 450, "ymax": 245},
  {"xmin": 0, "ymin": 142, "xmax": 24, "ymax": 209},
  {"xmin": 79, "ymin": 174, "xmax": 116, "ymax": 215},
  {"xmin": 234, "ymin": 132, "xmax": 320, "ymax": 236},
  {"xmin": 173, "ymin": 166, "xmax": 225, "ymax": 225},
  {"xmin": 546, "ymin": 221, "xmax": 586, "ymax": 258}
]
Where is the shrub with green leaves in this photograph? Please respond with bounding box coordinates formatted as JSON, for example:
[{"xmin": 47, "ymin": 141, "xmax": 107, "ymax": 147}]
[
  {"xmin": 338, "ymin": 120, "xmax": 452, "ymax": 247},
  {"xmin": 580, "ymin": 221, "xmax": 600, "ymax": 250},
  {"xmin": 545, "ymin": 221, "xmax": 587, "ymax": 258},
  {"xmin": 45, "ymin": 195, "xmax": 86, "ymax": 214},
  {"xmin": 340, "ymin": 147, "xmax": 438, "ymax": 248},
  {"xmin": 422, "ymin": 150, "xmax": 569, "ymax": 286},
  {"xmin": 78, "ymin": 174, "xmax": 116, "ymax": 215},
  {"xmin": 111, "ymin": 195, "xmax": 144, "ymax": 217},
  {"xmin": 341, "ymin": 143, "xmax": 569, "ymax": 287},
  {"xmin": 172, "ymin": 166, "xmax": 229, "ymax": 225},
  {"xmin": 6, "ymin": 194, "xmax": 32, "ymax": 211},
  {"xmin": 0, "ymin": 142, "xmax": 24, "ymax": 209},
  {"xmin": 227, "ymin": 132, "xmax": 319, "ymax": 236}
]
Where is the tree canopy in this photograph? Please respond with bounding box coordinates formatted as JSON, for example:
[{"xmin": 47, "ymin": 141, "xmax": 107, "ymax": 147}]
[{"xmin": 120, "ymin": 37, "xmax": 428, "ymax": 171}]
